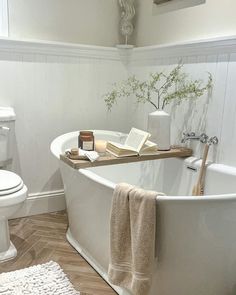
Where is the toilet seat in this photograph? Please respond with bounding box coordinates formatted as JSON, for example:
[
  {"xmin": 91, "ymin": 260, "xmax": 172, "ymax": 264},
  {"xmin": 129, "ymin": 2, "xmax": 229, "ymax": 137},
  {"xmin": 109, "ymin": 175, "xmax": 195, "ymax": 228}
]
[
  {"xmin": 0, "ymin": 169, "xmax": 27, "ymax": 262},
  {"xmin": 0, "ymin": 170, "xmax": 24, "ymax": 196}
]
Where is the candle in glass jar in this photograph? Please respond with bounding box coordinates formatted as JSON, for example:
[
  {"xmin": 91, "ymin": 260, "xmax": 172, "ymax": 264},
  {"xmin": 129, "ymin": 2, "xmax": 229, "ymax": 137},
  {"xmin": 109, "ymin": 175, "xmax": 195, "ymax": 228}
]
[{"xmin": 95, "ymin": 140, "xmax": 107, "ymax": 154}]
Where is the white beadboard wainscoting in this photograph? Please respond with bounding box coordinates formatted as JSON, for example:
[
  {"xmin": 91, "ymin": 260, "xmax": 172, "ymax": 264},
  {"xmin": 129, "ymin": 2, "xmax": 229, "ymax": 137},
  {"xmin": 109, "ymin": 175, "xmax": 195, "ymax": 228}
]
[
  {"xmin": 0, "ymin": 38, "xmax": 128, "ymax": 216},
  {"xmin": 129, "ymin": 36, "xmax": 236, "ymax": 167},
  {"xmin": 0, "ymin": 36, "xmax": 236, "ymax": 216}
]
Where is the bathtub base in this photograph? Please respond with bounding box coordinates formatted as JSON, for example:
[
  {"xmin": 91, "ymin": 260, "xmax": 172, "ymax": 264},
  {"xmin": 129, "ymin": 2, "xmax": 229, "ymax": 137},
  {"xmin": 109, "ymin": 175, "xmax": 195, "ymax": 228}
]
[
  {"xmin": 66, "ymin": 228, "xmax": 130, "ymax": 295},
  {"xmin": 52, "ymin": 130, "xmax": 236, "ymax": 295}
]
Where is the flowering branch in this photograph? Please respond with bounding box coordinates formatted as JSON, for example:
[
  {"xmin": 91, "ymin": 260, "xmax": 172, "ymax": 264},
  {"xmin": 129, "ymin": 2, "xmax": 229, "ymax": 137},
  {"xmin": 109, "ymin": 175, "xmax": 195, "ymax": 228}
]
[{"xmin": 104, "ymin": 64, "xmax": 213, "ymax": 111}]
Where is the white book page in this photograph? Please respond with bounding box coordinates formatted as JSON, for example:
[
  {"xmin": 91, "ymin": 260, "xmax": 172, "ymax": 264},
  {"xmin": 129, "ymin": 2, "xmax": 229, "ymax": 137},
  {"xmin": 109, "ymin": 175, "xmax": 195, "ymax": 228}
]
[
  {"xmin": 125, "ymin": 128, "xmax": 150, "ymax": 152},
  {"xmin": 142, "ymin": 140, "xmax": 157, "ymax": 149},
  {"xmin": 108, "ymin": 141, "xmax": 135, "ymax": 151}
]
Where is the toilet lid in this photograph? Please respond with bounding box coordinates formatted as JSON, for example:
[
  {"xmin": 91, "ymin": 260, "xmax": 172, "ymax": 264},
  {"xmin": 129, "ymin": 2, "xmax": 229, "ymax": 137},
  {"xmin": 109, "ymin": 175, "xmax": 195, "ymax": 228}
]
[{"xmin": 0, "ymin": 170, "xmax": 24, "ymax": 196}]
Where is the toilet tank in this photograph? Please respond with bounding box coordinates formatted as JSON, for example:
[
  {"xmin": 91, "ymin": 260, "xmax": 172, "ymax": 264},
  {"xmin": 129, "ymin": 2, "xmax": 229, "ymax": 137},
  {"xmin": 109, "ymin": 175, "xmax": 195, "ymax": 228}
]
[{"xmin": 0, "ymin": 107, "xmax": 16, "ymax": 167}]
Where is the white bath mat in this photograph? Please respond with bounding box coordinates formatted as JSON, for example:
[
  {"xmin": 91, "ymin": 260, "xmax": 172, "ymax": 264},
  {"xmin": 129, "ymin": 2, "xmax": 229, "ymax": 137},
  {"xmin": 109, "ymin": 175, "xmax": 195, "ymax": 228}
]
[{"xmin": 0, "ymin": 261, "xmax": 80, "ymax": 295}]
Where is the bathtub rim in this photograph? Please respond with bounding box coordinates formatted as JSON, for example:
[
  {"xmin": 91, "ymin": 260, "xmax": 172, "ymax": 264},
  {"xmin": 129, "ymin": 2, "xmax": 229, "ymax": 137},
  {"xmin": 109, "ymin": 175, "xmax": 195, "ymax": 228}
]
[
  {"xmin": 78, "ymin": 166, "xmax": 236, "ymax": 201},
  {"xmin": 51, "ymin": 130, "xmax": 236, "ymax": 201}
]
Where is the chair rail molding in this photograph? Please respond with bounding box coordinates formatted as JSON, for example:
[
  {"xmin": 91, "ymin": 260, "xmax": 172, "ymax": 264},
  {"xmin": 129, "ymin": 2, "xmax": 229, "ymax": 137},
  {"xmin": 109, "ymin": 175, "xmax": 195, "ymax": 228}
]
[
  {"xmin": 1, "ymin": 35, "xmax": 236, "ymax": 63},
  {"xmin": 0, "ymin": 38, "xmax": 120, "ymax": 61},
  {"xmin": 131, "ymin": 35, "xmax": 236, "ymax": 64}
]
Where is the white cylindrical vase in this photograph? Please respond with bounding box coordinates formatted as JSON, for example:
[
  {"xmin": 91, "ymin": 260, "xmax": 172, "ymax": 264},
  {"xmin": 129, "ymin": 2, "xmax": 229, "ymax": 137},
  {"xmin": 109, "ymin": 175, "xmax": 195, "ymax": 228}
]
[{"xmin": 147, "ymin": 110, "xmax": 171, "ymax": 151}]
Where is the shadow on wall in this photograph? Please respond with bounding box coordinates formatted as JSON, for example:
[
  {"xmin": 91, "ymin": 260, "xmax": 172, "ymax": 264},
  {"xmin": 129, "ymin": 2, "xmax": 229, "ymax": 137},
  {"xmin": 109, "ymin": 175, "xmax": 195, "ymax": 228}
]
[
  {"xmin": 169, "ymin": 89, "xmax": 218, "ymax": 161},
  {"xmin": 42, "ymin": 169, "xmax": 63, "ymax": 193},
  {"xmin": 10, "ymin": 129, "xmax": 21, "ymax": 176},
  {"xmin": 170, "ymin": 90, "xmax": 212, "ymax": 143}
]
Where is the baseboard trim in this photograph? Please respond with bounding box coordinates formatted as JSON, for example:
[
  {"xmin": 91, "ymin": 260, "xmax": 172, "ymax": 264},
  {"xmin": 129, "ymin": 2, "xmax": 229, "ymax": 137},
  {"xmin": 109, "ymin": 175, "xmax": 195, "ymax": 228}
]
[{"xmin": 11, "ymin": 189, "xmax": 66, "ymax": 219}]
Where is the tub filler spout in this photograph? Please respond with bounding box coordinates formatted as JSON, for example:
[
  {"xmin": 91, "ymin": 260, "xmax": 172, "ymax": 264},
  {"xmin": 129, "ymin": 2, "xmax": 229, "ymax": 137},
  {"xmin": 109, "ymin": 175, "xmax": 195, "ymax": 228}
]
[{"xmin": 181, "ymin": 132, "xmax": 208, "ymax": 143}]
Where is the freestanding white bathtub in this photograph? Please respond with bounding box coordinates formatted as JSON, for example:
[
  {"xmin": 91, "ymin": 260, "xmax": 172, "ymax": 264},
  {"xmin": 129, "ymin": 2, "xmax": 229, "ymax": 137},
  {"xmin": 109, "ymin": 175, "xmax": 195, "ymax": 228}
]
[{"xmin": 51, "ymin": 130, "xmax": 236, "ymax": 295}]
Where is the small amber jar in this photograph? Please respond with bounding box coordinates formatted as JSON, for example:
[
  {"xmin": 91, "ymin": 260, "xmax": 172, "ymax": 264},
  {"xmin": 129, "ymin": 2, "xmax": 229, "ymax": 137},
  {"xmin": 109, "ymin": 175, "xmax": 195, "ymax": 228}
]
[{"xmin": 78, "ymin": 131, "xmax": 94, "ymax": 151}]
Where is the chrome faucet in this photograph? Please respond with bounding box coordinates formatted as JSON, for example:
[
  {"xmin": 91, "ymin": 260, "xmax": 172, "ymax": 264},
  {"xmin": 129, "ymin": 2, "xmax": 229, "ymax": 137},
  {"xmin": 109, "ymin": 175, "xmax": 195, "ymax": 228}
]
[
  {"xmin": 208, "ymin": 136, "xmax": 219, "ymax": 145},
  {"xmin": 181, "ymin": 132, "xmax": 208, "ymax": 144}
]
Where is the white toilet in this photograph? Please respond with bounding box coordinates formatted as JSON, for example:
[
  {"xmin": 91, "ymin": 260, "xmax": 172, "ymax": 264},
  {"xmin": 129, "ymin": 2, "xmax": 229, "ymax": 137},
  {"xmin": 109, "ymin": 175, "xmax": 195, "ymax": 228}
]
[{"xmin": 0, "ymin": 107, "xmax": 27, "ymax": 262}]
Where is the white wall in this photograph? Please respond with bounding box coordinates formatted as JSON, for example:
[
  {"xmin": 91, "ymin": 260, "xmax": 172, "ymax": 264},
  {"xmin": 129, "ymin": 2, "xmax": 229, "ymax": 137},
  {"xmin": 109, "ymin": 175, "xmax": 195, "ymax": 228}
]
[
  {"xmin": 0, "ymin": 41, "xmax": 128, "ymax": 197},
  {"xmin": 2, "ymin": 0, "xmax": 236, "ymax": 209},
  {"xmin": 0, "ymin": 0, "xmax": 8, "ymax": 37},
  {"xmin": 0, "ymin": 38, "xmax": 235, "ymax": 212},
  {"xmin": 134, "ymin": 0, "xmax": 236, "ymax": 46},
  {"xmin": 8, "ymin": 0, "xmax": 121, "ymax": 46},
  {"xmin": 128, "ymin": 39, "xmax": 236, "ymax": 166}
]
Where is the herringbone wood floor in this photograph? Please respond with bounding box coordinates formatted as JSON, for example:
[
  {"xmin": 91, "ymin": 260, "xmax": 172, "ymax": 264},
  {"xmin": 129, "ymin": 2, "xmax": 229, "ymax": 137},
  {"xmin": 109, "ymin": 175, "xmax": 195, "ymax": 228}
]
[{"xmin": 0, "ymin": 211, "xmax": 117, "ymax": 295}]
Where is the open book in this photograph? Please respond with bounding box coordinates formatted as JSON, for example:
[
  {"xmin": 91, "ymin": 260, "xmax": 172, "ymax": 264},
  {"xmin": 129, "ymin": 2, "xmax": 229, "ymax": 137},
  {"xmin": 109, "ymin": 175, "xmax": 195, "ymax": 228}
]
[{"xmin": 106, "ymin": 128, "xmax": 158, "ymax": 157}]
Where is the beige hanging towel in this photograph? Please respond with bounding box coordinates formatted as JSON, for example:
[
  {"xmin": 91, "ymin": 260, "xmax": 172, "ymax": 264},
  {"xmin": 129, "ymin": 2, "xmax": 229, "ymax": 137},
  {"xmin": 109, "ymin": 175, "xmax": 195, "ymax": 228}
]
[{"xmin": 108, "ymin": 183, "xmax": 158, "ymax": 295}]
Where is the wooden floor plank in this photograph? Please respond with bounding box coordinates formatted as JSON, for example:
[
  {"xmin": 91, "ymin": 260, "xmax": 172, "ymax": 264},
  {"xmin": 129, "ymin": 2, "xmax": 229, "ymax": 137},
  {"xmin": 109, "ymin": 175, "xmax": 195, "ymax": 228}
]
[{"xmin": 0, "ymin": 211, "xmax": 117, "ymax": 295}]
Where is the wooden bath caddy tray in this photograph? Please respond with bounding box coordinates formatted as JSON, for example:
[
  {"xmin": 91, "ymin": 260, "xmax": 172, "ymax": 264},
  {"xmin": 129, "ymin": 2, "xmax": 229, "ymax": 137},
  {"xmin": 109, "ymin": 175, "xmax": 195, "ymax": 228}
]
[{"xmin": 60, "ymin": 147, "xmax": 192, "ymax": 169}]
